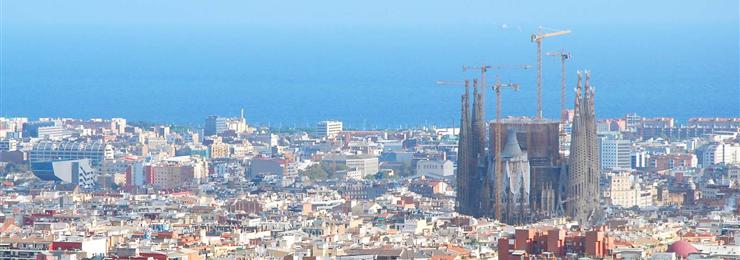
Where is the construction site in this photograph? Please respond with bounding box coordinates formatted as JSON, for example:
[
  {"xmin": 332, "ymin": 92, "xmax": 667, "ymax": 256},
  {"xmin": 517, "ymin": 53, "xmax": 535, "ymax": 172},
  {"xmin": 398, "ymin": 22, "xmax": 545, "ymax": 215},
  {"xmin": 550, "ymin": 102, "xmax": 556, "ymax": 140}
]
[{"xmin": 451, "ymin": 27, "xmax": 603, "ymax": 226}]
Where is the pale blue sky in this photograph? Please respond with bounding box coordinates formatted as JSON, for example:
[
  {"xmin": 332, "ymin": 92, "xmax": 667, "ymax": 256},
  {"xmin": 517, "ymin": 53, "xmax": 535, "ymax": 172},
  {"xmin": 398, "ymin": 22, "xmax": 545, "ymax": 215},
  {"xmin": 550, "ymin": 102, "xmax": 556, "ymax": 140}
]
[
  {"xmin": 3, "ymin": 1, "xmax": 737, "ymax": 27},
  {"xmin": 1, "ymin": 1, "xmax": 738, "ymax": 125}
]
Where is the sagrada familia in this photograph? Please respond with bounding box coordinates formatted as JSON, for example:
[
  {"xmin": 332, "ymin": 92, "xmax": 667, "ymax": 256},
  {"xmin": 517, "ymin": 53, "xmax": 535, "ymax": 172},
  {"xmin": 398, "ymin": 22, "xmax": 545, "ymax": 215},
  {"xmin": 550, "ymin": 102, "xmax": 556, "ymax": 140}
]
[{"xmin": 456, "ymin": 71, "xmax": 602, "ymax": 226}]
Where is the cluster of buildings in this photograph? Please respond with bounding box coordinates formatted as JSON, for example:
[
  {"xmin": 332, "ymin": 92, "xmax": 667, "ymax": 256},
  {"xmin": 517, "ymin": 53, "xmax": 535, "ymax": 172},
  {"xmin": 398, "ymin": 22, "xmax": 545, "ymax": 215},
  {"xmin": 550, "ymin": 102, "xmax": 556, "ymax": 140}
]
[{"xmin": 0, "ymin": 102, "xmax": 737, "ymax": 259}]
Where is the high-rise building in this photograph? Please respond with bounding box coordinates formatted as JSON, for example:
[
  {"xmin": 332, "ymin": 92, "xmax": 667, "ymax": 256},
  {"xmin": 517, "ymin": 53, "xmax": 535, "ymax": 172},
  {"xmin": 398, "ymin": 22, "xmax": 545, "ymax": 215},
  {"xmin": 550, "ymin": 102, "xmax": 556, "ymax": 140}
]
[
  {"xmin": 598, "ymin": 133, "xmax": 632, "ymax": 171},
  {"xmin": 316, "ymin": 120, "xmax": 343, "ymax": 138},
  {"xmin": 566, "ymin": 71, "xmax": 601, "ymax": 226},
  {"xmin": 204, "ymin": 116, "xmax": 228, "ymax": 136}
]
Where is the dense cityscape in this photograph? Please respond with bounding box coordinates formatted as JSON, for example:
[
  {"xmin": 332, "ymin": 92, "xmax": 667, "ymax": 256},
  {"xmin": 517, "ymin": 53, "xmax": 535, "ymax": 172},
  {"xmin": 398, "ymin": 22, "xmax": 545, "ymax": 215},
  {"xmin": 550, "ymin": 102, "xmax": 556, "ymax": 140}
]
[
  {"xmin": 0, "ymin": 93, "xmax": 739, "ymax": 259},
  {"xmin": 1, "ymin": 1, "xmax": 739, "ymax": 260}
]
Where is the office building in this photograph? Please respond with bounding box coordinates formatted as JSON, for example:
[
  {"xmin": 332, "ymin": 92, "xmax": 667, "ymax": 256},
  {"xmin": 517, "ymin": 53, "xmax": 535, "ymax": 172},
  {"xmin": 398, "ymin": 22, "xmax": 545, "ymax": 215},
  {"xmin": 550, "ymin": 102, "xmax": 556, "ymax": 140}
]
[
  {"xmin": 701, "ymin": 142, "xmax": 740, "ymax": 166},
  {"xmin": 316, "ymin": 121, "xmax": 343, "ymax": 138},
  {"xmin": 204, "ymin": 116, "xmax": 228, "ymax": 136},
  {"xmin": 23, "ymin": 121, "xmax": 65, "ymax": 139},
  {"xmin": 599, "ymin": 134, "xmax": 632, "ymax": 171},
  {"xmin": 205, "ymin": 112, "xmax": 250, "ymax": 136}
]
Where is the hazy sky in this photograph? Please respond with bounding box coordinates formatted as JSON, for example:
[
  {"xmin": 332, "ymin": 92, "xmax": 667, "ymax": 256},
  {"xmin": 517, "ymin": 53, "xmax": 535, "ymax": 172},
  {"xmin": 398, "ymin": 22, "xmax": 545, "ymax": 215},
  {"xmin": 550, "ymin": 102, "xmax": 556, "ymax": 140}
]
[
  {"xmin": 1, "ymin": 1, "xmax": 738, "ymax": 125},
  {"xmin": 3, "ymin": 1, "xmax": 737, "ymax": 28}
]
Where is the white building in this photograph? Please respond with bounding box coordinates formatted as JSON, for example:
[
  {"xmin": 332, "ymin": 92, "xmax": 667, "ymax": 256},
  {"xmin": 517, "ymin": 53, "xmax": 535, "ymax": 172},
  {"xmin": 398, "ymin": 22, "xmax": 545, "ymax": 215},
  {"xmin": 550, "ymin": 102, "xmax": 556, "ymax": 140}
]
[
  {"xmin": 415, "ymin": 160, "xmax": 454, "ymax": 179},
  {"xmin": 599, "ymin": 134, "xmax": 632, "ymax": 171},
  {"xmin": 31, "ymin": 159, "xmax": 97, "ymax": 188},
  {"xmin": 322, "ymin": 154, "xmax": 378, "ymax": 177},
  {"xmin": 702, "ymin": 142, "xmax": 740, "ymax": 166},
  {"xmin": 631, "ymin": 150, "xmax": 648, "ymax": 169},
  {"xmin": 316, "ymin": 121, "xmax": 343, "ymax": 138},
  {"xmin": 606, "ymin": 171, "xmax": 653, "ymax": 208},
  {"xmin": 30, "ymin": 141, "xmax": 114, "ymax": 165}
]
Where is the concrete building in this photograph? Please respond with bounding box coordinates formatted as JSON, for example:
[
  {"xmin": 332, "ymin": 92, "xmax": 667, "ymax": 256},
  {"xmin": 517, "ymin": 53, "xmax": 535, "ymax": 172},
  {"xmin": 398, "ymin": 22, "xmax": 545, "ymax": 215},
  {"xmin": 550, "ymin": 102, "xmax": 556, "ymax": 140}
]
[
  {"xmin": 702, "ymin": 142, "xmax": 740, "ymax": 166},
  {"xmin": 648, "ymin": 153, "xmax": 697, "ymax": 171},
  {"xmin": 144, "ymin": 157, "xmax": 208, "ymax": 190},
  {"xmin": 31, "ymin": 159, "xmax": 97, "ymax": 188},
  {"xmin": 30, "ymin": 141, "xmax": 113, "ymax": 165},
  {"xmin": 0, "ymin": 139, "xmax": 18, "ymax": 151},
  {"xmin": 599, "ymin": 134, "xmax": 632, "ymax": 171},
  {"xmin": 631, "ymin": 150, "xmax": 648, "ymax": 169},
  {"xmin": 316, "ymin": 121, "xmax": 343, "ymax": 138},
  {"xmin": 498, "ymin": 227, "xmax": 614, "ymax": 260},
  {"xmin": 322, "ymin": 154, "xmax": 379, "ymax": 177},
  {"xmin": 204, "ymin": 116, "xmax": 228, "ymax": 136},
  {"xmin": 605, "ymin": 171, "xmax": 655, "ymax": 208},
  {"xmin": 207, "ymin": 137, "xmax": 231, "ymax": 159},
  {"xmin": 415, "ymin": 159, "xmax": 454, "ymax": 179},
  {"xmin": 126, "ymin": 161, "xmax": 146, "ymax": 187},
  {"xmin": 23, "ymin": 121, "xmax": 65, "ymax": 139}
]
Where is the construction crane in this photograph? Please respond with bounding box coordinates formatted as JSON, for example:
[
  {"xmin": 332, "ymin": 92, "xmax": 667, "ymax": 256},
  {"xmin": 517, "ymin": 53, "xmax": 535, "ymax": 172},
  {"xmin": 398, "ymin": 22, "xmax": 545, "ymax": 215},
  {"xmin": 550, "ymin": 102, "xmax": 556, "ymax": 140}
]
[
  {"xmin": 462, "ymin": 64, "xmax": 532, "ymax": 93},
  {"xmin": 531, "ymin": 27, "xmax": 571, "ymax": 119},
  {"xmin": 491, "ymin": 77, "xmax": 519, "ymax": 221},
  {"xmin": 545, "ymin": 50, "xmax": 571, "ymax": 127}
]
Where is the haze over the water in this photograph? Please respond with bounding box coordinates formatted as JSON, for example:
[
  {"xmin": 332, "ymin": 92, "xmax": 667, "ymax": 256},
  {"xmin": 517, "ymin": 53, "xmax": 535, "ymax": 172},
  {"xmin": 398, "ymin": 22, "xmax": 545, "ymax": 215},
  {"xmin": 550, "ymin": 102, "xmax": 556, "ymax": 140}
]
[{"xmin": 1, "ymin": 0, "xmax": 738, "ymax": 127}]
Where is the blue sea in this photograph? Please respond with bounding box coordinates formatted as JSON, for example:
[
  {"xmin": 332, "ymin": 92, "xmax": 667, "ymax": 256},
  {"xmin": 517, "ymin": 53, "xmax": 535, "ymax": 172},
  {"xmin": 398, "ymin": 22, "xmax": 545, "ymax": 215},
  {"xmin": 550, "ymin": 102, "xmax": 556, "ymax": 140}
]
[{"xmin": 1, "ymin": 24, "xmax": 738, "ymax": 128}]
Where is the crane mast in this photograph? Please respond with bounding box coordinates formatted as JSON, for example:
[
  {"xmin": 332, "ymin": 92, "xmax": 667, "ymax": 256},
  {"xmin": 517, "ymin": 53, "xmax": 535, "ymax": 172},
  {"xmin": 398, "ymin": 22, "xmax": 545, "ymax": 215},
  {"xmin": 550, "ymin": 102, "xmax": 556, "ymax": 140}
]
[
  {"xmin": 492, "ymin": 78, "xmax": 519, "ymax": 221},
  {"xmin": 531, "ymin": 27, "xmax": 571, "ymax": 119},
  {"xmin": 546, "ymin": 50, "xmax": 571, "ymax": 127}
]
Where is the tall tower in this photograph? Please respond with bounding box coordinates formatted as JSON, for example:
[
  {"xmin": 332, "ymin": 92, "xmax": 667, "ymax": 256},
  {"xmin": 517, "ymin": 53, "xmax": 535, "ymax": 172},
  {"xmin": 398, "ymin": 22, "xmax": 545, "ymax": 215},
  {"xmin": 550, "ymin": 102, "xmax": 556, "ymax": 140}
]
[
  {"xmin": 456, "ymin": 81, "xmax": 473, "ymax": 215},
  {"xmin": 470, "ymin": 80, "xmax": 489, "ymax": 217},
  {"xmin": 455, "ymin": 79, "xmax": 490, "ymax": 218},
  {"xmin": 566, "ymin": 71, "xmax": 600, "ymax": 226}
]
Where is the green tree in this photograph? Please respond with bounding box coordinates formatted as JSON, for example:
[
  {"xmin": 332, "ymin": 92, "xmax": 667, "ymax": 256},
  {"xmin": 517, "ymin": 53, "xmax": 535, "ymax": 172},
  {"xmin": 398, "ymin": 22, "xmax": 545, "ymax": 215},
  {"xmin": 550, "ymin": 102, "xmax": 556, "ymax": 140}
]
[{"xmin": 302, "ymin": 164, "xmax": 328, "ymax": 181}]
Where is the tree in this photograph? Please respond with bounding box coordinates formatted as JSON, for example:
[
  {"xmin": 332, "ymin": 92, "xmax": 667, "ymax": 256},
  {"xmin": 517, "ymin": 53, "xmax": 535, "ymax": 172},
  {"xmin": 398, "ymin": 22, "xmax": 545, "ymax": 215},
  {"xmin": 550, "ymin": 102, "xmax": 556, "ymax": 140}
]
[{"xmin": 302, "ymin": 164, "xmax": 328, "ymax": 181}]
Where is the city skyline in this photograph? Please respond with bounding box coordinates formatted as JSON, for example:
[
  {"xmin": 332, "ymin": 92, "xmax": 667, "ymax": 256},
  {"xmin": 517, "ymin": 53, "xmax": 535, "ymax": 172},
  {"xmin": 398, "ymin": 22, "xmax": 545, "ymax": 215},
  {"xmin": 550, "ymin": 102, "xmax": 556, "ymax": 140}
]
[{"xmin": 0, "ymin": 1, "xmax": 738, "ymax": 259}]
